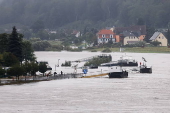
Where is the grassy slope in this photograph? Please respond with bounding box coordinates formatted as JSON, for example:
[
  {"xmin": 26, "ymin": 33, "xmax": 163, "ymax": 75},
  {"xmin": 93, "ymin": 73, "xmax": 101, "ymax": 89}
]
[
  {"xmin": 48, "ymin": 41, "xmax": 170, "ymax": 53},
  {"xmin": 92, "ymin": 47, "xmax": 170, "ymax": 53}
]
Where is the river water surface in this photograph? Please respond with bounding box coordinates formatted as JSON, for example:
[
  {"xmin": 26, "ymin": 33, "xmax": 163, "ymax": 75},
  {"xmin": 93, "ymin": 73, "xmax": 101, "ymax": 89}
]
[{"xmin": 0, "ymin": 51, "xmax": 170, "ymax": 113}]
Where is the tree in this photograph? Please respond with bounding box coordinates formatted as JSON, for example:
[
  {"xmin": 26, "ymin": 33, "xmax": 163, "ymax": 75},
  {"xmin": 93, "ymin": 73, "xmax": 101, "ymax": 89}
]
[
  {"xmin": 145, "ymin": 26, "xmax": 155, "ymax": 42},
  {"xmin": 31, "ymin": 20, "xmax": 45, "ymax": 33},
  {"xmin": 0, "ymin": 33, "xmax": 9, "ymax": 53},
  {"xmin": 166, "ymin": 28, "xmax": 170, "ymax": 44},
  {"xmin": 150, "ymin": 41, "xmax": 161, "ymax": 46},
  {"xmin": 22, "ymin": 41, "xmax": 36, "ymax": 62},
  {"xmin": 39, "ymin": 62, "xmax": 47, "ymax": 76},
  {"xmin": 30, "ymin": 62, "xmax": 39, "ymax": 77},
  {"xmin": 8, "ymin": 26, "xmax": 23, "ymax": 62},
  {"xmin": 0, "ymin": 67, "xmax": 5, "ymax": 77},
  {"xmin": 7, "ymin": 64, "xmax": 25, "ymax": 80},
  {"xmin": 2, "ymin": 52, "xmax": 19, "ymax": 67}
]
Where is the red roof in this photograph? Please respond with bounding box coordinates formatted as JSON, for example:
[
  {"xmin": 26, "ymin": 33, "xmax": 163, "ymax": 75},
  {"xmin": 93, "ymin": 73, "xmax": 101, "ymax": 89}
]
[{"xmin": 97, "ymin": 29, "xmax": 114, "ymax": 35}]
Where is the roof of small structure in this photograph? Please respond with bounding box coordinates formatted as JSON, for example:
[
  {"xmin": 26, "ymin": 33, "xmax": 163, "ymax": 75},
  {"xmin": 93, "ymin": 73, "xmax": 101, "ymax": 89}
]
[
  {"xmin": 97, "ymin": 29, "xmax": 114, "ymax": 35},
  {"xmin": 149, "ymin": 32, "xmax": 161, "ymax": 40},
  {"xmin": 123, "ymin": 31, "xmax": 141, "ymax": 37}
]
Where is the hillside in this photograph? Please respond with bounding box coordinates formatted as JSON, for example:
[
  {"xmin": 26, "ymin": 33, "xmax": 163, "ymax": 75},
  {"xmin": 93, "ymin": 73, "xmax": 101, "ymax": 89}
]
[{"xmin": 0, "ymin": 0, "xmax": 170, "ymax": 30}]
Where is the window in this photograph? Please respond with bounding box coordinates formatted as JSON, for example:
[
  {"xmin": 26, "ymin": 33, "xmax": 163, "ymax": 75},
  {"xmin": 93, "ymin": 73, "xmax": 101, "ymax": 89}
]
[
  {"xmin": 162, "ymin": 36, "xmax": 164, "ymax": 39},
  {"xmin": 110, "ymin": 35, "xmax": 113, "ymax": 38},
  {"xmin": 102, "ymin": 35, "xmax": 105, "ymax": 38}
]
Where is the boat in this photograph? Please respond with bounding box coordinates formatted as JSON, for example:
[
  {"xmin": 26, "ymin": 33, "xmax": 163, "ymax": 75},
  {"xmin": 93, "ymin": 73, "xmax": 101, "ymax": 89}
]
[
  {"xmin": 139, "ymin": 57, "xmax": 152, "ymax": 73},
  {"xmin": 139, "ymin": 65, "xmax": 152, "ymax": 73},
  {"xmin": 108, "ymin": 66, "xmax": 128, "ymax": 78},
  {"xmin": 38, "ymin": 61, "xmax": 52, "ymax": 70},
  {"xmin": 101, "ymin": 55, "xmax": 138, "ymax": 67}
]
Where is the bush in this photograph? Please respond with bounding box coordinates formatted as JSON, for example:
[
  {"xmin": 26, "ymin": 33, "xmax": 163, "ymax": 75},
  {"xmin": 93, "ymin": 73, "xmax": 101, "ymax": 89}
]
[
  {"xmin": 61, "ymin": 61, "xmax": 71, "ymax": 66},
  {"xmin": 102, "ymin": 48, "xmax": 112, "ymax": 53}
]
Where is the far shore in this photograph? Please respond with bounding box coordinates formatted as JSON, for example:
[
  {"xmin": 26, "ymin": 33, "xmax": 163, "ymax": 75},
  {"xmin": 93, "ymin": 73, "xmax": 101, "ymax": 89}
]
[{"xmin": 36, "ymin": 47, "xmax": 170, "ymax": 53}]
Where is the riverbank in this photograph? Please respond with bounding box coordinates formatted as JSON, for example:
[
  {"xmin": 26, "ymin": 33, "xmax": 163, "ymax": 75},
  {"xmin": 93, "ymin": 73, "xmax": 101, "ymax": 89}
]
[
  {"xmin": 88, "ymin": 47, "xmax": 170, "ymax": 53},
  {"xmin": 43, "ymin": 46, "xmax": 170, "ymax": 53}
]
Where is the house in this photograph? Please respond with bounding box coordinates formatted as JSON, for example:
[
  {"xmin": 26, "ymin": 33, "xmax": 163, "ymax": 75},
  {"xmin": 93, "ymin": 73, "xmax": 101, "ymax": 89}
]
[
  {"xmin": 71, "ymin": 30, "xmax": 81, "ymax": 37},
  {"xmin": 113, "ymin": 25, "xmax": 146, "ymax": 45},
  {"xmin": 114, "ymin": 25, "xmax": 146, "ymax": 35},
  {"xmin": 97, "ymin": 29, "xmax": 116, "ymax": 44},
  {"xmin": 149, "ymin": 32, "xmax": 168, "ymax": 46},
  {"xmin": 123, "ymin": 31, "xmax": 144, "ymax": 45}
]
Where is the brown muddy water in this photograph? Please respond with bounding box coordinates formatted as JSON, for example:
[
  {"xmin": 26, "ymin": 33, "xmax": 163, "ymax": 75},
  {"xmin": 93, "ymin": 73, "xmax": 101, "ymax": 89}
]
[{"xmin": 0, "ymin": 52, "xmax": 170, "ymax": 113}]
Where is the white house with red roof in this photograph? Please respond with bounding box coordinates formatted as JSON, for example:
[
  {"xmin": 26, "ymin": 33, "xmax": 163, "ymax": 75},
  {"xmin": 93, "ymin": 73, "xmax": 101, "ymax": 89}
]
[{"xmin": 97, "ymin": 29, "xmax": 115, "ymax": 44}]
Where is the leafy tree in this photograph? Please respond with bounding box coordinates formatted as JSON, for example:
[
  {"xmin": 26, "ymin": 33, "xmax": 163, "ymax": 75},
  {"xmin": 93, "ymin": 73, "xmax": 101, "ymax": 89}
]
[
  {"xmin": 22, "ymin": 62, "xmax": 33, "ymax": 80},
  {"xmin": 150, "ymin": 41, "xmax": 161, "ymax": 46},
  {"xmin": 39, "ymin": 62, "xmax": 47, "ymax": 76},
  {"xmin": 22, "ymin": 41, "xmax": 36, "ymax": 62},
  {"xmin": 7, "ymin": 64, "xmax": 25, "ymax": 80},
  {"xmin": 145, "ymin": 26, "xmax": 155, "ymax": 42},
  {"xmin": 36, "ymin": 30, "xmax": 49, "ymax": 40},
  {"xmin": 84, "ymin": 55, "xmax": 112, "ymax": 67},
  {"xmin": 8, "ymin": 26, "xmax": 23, "ymax": 62},
  {"xmin": 2, "ymin": 52, "xmax": 19, "ymax": 67},
  {"xmin": 23, "ymin": 62, "xmax": 32, "ymax": 75},
  {"xmin": 32, "ymin": 41, "xmax": 51, "ymax": 51},
  {"xmin": 0, "ymin": 67, "xmax": 5, "ymax": 77},
  {"xmin": 30, "ymin": 62, "xmax": 39, "ymax": 77}
]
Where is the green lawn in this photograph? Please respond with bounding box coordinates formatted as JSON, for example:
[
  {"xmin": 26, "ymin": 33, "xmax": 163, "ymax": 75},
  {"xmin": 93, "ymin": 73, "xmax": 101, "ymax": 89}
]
[
  {"xmin": 48, "ymin": 40, "xmax": 62, "ymax": 46},
  {"xmin": 92, "ymin": 47, "xmax": 170, "ymax": 53}
]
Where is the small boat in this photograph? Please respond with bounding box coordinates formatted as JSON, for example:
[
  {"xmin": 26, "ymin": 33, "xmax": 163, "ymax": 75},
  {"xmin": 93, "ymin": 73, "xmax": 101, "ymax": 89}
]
[
  {"xmin": 139, "ymin": 65, "xmax": 152, "ymax": 73},
  {"xmin": 108, "ymin": 66, "xmax": 128, "ymax": 78},
  {"xmin": 139, "ymin": 57, "xmax": 152, "ymax": 73}
]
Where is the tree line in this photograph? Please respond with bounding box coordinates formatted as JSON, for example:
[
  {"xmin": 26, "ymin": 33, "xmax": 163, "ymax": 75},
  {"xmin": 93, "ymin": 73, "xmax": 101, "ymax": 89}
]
[
  {"xmin": 0, "ymin": 27, "xmax": 49, "ymax": 80},
  {"xmin": 0, "ymin": 0, "xmax": 170, "ymax": 30}
]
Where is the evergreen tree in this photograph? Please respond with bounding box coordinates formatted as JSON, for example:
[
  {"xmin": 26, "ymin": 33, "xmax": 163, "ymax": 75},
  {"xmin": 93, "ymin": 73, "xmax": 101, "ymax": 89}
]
[
  {"xmin": 0, "ymin": 33, "xmax": 9, "ymax": 53},
  {"xmin": 8, "ymin": 26, "xmax": 23, "ymax": 62}
]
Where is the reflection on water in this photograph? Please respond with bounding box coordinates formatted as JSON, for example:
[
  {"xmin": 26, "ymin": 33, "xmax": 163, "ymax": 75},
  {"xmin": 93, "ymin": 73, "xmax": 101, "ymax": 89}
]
[{"xmin": 0, "ymin": 52, "xmax": 170, "ymax": 113}]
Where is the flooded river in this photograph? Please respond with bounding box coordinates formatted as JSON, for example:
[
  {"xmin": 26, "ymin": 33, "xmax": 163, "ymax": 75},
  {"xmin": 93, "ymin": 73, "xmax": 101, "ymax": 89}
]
[{"xmin": 0, "ymin": 51, "xmax": 170, "ymax": 113}]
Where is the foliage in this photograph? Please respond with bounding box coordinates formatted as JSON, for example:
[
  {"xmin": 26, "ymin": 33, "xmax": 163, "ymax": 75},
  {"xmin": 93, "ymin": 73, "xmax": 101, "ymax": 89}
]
[
  {"xmin": 32, "ymin": 41, "xmax": 51, "ymax": 51},
  {"xmin": 2, "ymin": 52, "xmax": 19, "ymax": 67},
  {"xmin": 150, "ymin": 41, "xmax": 161, "ymax": 46},
  {"xmin": 0, "ymin": 67, "xmax": 5, "ymax": 77},
  {"xmin": 7, "ymin": 64, "xmax": 25, "ymax": 80},
  {"xmin": 0, "ymin": 33, "xmax": 9, "ymax": 53},
  {"xmin": 0, "ymin": 27, "xmax": 35, "ymax": 65},
  {"xmin": 30, "ymin": 62, "xmax": 39, "ymax": 76},
  {"xmin": 38, "ymin": 62, "xmax": 47, "ymax": 76},
  {"xmin": 125, "ymin": 41, "xmax": 146, "ymax": 47},
  {"xmin": 22, "ymin": 62, "xmax": 32, "ymax": 76},
  {"xmin": 84, "ymin": 56, "xmax": 112, "ymax": 67},
  {"xmin": 22, "ymin": 41, "xmax": 36, "ymax": 62},
  {"xmin": 61, "ymin": 61, "xmax": 71, "ymax": 66},
  {"xmin": 8, "ymin": 27, "xmax": 23, "ymax": 62},
  {"xmin": 102, "ymin": 48, "xmax": 112, "ymax": 53},
  {"xmin": 0, "ymin": 0, "xmax": 170, "ymax": 29}
]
